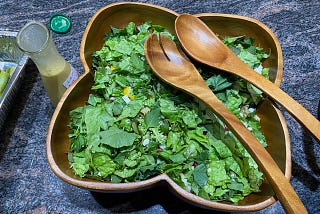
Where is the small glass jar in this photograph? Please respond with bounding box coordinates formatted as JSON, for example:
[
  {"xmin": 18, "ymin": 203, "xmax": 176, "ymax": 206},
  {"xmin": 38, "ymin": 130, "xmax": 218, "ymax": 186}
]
[{"xmin": 16, "ymin": 21, "xmax": 78, "ymax": 106}]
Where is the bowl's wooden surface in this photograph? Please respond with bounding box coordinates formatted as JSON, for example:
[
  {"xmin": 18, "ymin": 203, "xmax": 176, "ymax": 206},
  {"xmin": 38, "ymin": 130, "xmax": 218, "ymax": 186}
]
[{"xmin": 46, "ymin": 2, "xmax": 290, "ymax": 212}]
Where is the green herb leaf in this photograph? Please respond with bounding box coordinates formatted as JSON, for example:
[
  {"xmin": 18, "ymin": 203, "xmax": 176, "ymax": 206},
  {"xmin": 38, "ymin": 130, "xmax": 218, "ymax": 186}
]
[
  {"xmin": 144, "ymin": 107, "xmax": 161, "ymax": 128},
  {"xmin": 193, "ymin": 164, "xmax": 208, "ymax": 187},
  {"xmin": 117, "ymin": 99, "xmax": 143, "ymax": 120},
  {"xmin": 169, "ymin": 153, "xmax": 186, "ymax": 164},
  {"xmin": 100, "ymin": 127, "xmax": 136, "ymax": 148},
  {"xmin": 92, "ymin": 153, "xmax": 116, "ymax": 178},
  {"xmin": 206, "ymin": 75, "xmax": 232, "ymax": 92}
]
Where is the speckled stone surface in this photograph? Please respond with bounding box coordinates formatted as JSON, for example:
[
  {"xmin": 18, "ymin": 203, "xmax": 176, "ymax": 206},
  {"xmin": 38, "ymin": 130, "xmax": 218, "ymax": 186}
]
[{"xmin": 0, "ymin": 0, "xmax": 319, "ymax": 213}]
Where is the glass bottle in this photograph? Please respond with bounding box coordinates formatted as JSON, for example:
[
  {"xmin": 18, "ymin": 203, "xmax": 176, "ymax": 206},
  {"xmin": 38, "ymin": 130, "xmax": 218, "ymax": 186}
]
[{"xmin": 16, "ymin": 21, "xmax": 78, "ymax": 106}]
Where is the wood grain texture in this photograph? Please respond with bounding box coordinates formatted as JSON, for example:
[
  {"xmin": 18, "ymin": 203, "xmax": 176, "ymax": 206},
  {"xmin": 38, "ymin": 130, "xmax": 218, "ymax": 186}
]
[
  {"xmin": 175, "ymin": 14, "xmax": 320, "ymax": 142},
  {"xmin": 1, "ymin": 1, "xmax": 319, "ymax": 214}
]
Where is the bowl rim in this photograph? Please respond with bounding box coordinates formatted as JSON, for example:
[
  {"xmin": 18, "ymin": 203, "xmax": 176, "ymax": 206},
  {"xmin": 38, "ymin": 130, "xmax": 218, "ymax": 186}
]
[{"xmin": 47, "ymin": 2, "xmax": 290, "ymax": 212}]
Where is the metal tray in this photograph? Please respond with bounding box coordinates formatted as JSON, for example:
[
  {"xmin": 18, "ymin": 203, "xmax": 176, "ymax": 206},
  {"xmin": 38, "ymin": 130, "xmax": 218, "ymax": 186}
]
[{"xmin": 0, "ymin": 31, "xmax": 29, "ymax": 130}]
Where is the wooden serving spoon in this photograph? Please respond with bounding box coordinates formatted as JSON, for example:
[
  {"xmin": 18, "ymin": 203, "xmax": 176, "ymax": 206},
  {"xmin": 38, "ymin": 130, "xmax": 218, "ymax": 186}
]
[
  {"xmin": 144, "ymin": 33, "xmax": 307, "ymax": 214},
  {"xmin": 175, "ymin": 14, "xmax": 320, "ymax": 142}
]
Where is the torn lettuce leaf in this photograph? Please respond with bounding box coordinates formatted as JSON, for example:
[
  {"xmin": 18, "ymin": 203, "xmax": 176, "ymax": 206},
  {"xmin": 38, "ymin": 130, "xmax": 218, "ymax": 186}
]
[{"xmin": 67, "ymin": 22, "xmax": 271, "ymax": 203}]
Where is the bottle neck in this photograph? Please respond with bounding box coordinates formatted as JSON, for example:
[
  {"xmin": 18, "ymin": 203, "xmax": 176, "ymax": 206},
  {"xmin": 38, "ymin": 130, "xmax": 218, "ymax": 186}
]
[{"xmin": 17, "ymin": 21, "xmax": 67, "ymax": 76}]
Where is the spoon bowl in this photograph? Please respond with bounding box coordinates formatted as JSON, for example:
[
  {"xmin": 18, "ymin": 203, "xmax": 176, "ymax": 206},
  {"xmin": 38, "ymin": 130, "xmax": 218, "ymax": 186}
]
[
  {"xmin": 175, "ymin": 14, "xmax": 320, "ymax": 141},
  {"xmin": 145, "ymin": 33, "xmax": 306, "ymax": 213}
]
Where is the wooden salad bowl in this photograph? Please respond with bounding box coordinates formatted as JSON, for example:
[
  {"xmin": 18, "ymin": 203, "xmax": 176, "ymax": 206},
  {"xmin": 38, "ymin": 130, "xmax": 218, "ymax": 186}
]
[{"xmin": 46, "ymin": 2, "xmax": 290, "ymax": 212}]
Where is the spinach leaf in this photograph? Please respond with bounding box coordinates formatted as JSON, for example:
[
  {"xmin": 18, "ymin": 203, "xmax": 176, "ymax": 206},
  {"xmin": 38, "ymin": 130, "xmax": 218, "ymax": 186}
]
[
  {"xmin": 100, "ymin": 127, "xmax": 136, "ymax": 148},
  {"xmin": 144, "ymin": 107, "xmax": 161, "ymax": 128},
  {"xmin": 193, "ymin": 164, "xmax": 208, "ymax": 187}
]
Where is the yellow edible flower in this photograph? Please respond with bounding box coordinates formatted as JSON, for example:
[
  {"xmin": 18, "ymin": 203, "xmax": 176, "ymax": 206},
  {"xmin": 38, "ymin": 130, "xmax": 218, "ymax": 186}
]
[
  {"xmin": 128, "ymin": 94, "xmax": 135, "ymax": 100},
  {"xmin": 123, "ymin": 86, "xmax": 135, "ymax": 100},
  {"xmin": 123, "ymin": 86, "xmax": 131, "ymax": 95}
]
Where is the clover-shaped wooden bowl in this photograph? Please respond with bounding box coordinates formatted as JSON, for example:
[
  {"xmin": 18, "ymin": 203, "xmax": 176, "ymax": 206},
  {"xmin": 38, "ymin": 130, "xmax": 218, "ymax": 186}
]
[{"xmin": 46, "ymin": 2, "xmax": 290, "ymax": 212}]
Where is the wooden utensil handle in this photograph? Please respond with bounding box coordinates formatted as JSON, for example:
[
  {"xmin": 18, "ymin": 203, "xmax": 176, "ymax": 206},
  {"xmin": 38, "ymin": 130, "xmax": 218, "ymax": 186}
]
[
  {"xmin": 197, "ymin": 90, "xmax": 307, "ymax": 214},
  {"xmin": 224, "ymin": 55, "xmax": 320, "ymax": 142}
]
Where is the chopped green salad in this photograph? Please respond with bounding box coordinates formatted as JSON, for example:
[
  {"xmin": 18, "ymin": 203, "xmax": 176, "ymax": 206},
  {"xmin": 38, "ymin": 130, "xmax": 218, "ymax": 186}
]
[{"xmin": 67, "ymin": 21, "xmax": 270, "ymax": 203}]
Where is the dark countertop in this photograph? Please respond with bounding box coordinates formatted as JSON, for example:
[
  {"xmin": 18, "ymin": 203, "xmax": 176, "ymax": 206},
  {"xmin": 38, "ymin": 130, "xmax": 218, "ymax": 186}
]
[{"xmin": 0, "ymin": 1, "xmax": 319, "ymax": 213}]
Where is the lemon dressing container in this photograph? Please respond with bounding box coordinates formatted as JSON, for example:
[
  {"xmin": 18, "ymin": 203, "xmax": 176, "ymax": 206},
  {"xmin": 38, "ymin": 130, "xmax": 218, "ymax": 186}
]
[{"xmin": 16, "ymin": 18, "xmax": 78, "ymax": 106}]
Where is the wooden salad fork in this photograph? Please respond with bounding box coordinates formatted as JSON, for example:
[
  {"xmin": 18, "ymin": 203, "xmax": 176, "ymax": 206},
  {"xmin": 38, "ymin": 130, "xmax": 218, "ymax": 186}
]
[{"xmin": 144, "ymin": 33, "xmax": 307, "ymax": 214}]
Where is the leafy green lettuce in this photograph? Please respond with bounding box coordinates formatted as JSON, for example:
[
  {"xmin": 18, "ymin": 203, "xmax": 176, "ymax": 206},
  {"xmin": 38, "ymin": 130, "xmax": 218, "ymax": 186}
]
[{"xmin": 67, "ymin": 21, "xmax": 271, "ymax": 203}]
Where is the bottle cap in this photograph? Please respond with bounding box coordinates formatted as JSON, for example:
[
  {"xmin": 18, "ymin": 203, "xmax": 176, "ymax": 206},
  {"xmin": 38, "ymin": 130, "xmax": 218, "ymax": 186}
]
[{"xmin": 49, "ymin": 14, "xmax": 71, "ymax": 34}]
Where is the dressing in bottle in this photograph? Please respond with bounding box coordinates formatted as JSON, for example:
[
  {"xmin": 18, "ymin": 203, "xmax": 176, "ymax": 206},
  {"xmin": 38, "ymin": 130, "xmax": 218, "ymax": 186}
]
[{"xmin": 16, "ymin": 20, "xmax": 78, "ymax": 106}]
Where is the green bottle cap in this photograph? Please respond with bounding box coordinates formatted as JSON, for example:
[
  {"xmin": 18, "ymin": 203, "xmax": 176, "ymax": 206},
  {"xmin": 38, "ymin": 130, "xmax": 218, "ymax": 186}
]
[{"xmin": 49, "ymin": 14, "xmax": 71, "ymax": 34}]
